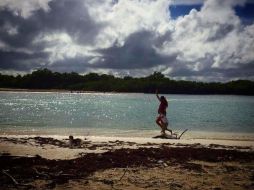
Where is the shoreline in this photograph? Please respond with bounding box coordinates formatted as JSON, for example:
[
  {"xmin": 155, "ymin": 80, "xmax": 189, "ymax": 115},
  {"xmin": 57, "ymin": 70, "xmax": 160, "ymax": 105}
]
[
  {"xmin": 1, "ymin": 129, "xmax": 254, "ymax": 141},
  {"xmin": 1, "ymin": 88, "xmax": 254, "ymax": 96},
  {"xmin": 0, "ymin": 88, "xmax": 96, "ymax": 93},
  {"xmin": 0, "ymin": 88, "xmax": 138, "ymax": 94}
]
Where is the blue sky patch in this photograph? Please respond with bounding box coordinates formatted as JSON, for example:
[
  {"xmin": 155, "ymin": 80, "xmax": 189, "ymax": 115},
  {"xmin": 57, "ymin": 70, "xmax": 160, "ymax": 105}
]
[
  {"xmin": 169, "ymin": 4, "xmax": 202, "ymax": 19},
  {"xmin": 169, "ymin": 3, "xmax": 254, "ymax": 25},
  {"xmin": 234, "ymin": 3, "xmax": 254, "ymax": 25}
]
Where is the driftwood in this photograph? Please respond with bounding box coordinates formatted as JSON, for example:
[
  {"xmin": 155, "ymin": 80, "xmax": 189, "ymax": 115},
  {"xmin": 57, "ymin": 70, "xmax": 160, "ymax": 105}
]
[
  {"xmin": 153, "ymin": 129, "xmax": 188, "ymax": 139},
  {"xmin": 34, "ymin": 167, "xmax": 76, "ymax": 179},
  {"xmin": 119, "ymin": 167, "xmax": 129, "ymax": 181},
  {"xmin": 2, "ymin": 169, "xmax": 34, "ymax": 188},
  {"xmin": 2, "ymin": 170, "xmax": 19, "ymax": 185},
  {"xmin": 33, "ymin": 167, "xmax": 50, "ymax": 178}
]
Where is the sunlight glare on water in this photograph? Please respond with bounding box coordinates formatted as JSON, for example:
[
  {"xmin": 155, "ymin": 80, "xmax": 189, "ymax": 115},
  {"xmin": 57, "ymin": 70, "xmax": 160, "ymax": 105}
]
[{"xmin": 0, "ymin": 92, "xmax": 254, "ymax": 137}]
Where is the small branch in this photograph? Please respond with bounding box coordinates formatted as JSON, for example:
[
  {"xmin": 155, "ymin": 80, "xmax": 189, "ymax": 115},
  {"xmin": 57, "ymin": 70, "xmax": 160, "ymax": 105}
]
[
  {"xmin": 2, "ymin": 170, "xmax": 19, "ymax": 185},
  {"xmin": 178, "ymin": 129, "xmax": 188, "ymax": 139},
  {"xmin": 33, "ymin": 167, "xmax": 50, "ymax": 178},
  {"xmin": 119, "ymin": 167, "xmax": 128, "ymax": 181},
  {"xmin": 2, "ymin": 169, "xmax": 34, "ymax": 188},
  {"xmin": 34, "ymin": 168, "xmax": 77, "ymax": 179}
]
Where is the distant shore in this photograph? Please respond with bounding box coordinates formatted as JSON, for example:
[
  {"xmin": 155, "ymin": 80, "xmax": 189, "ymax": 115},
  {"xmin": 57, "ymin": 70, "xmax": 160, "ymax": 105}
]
[
  {"xmin": 0, "ymin": 135, "xmax": 253, "ymax": 189},
  {"xmin": 0, "ymin": 88, "xmax": 92, "ymax": 93},
  {"xmin": 0, "ymin": 88, "xmax": 136, "ymax": 94},
  {"xmin": 1, "ymin": 87, "xmax": 254, "ymax": 96},
  {"xmin": 1, "ymin": 69, "xmax": 254, "ymax": 95}
]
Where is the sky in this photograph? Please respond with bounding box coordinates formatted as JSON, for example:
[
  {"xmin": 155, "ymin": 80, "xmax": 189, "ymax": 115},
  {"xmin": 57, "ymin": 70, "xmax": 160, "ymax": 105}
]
[{"xmin": 0, "ymin": 0, "xmax": 254, "ymax": 82}]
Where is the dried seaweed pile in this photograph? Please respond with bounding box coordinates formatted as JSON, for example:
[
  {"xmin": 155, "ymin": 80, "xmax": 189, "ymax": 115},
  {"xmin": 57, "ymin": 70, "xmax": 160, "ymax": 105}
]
[{"xmin": 1, "ymin": 146, "xmax": 254, "ymax": 189}]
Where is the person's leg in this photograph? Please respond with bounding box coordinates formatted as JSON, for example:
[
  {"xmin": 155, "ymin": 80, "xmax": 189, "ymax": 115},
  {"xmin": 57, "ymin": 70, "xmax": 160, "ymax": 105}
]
[
  {"xmin": 160, "ymin": 115, "xmax": 169, "ymax": 135},
  {"xmin": 156, "ymin": 116, "xmax": 161, "ymax": 127},
  {"xmin": 156, "ymin": 116, "xmax": 165, "ymax": 134},
  {"xmin": 161, "ymin": 124, "xmax": 166, "ymax": 135},
  {"xmin": 162, "ymin": 122, "xmax": 171, "ymax": 135},
  {"xmin": 165, "ymin": 128, "xmax": 172, "ymax": 135},
  {"xmin": 163, "ymin": 121, "xmax": 172, "ymax": 135}
]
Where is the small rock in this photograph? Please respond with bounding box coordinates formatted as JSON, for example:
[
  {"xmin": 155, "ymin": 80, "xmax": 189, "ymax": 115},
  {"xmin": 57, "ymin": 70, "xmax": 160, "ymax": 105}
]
[
  {"xmin": 45, "ymin": 180, "xmax": 56, "ymax": 189},
  {"xmin": 234, "ymin": 182, "xmax": 241, "ymax": 186},
  {"xmin": 169, "ymin": 182, "xmax": 183, "ymax": 189},
  {"xmin": 84, "ymin": 180, "xmax": 89, "ymax": 184},
  {"xmin": 102, "ymin": 179, "xmax": 114, "ymax": 185}
]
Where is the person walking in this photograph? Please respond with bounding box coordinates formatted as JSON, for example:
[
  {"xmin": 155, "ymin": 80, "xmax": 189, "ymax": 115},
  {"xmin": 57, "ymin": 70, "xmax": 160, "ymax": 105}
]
[{"xmin": 155, "ymin": 90, "xmax": 172, "ymax": 135}]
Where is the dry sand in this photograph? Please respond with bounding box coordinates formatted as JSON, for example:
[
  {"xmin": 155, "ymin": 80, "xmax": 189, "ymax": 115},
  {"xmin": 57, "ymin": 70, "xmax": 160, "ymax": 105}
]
[{"xmin": 0, "ymin": 135, "xmax": 254, "ymax": 190}]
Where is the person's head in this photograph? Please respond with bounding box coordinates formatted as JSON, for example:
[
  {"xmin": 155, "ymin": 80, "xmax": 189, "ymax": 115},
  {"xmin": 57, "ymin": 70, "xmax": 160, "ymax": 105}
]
[
  {"xmin": 160, "ymin": 96, "xmax": 168, "ymax": 106},
  {"xmin": 160, "ymin": 96, "xmax": 166, "ymax": 101}
]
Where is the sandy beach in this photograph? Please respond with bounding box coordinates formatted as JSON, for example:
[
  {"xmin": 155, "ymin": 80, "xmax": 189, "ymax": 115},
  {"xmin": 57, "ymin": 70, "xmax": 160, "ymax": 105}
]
[{"xmin": 1, "ymin": 135, "xmax": 254, "ymax": 190}]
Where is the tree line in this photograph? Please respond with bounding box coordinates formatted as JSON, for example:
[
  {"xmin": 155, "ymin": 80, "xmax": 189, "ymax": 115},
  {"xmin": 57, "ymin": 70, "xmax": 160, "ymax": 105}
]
[{"xmin": 0, "ymin": 68, "xmax": 253, "ymax": 95}]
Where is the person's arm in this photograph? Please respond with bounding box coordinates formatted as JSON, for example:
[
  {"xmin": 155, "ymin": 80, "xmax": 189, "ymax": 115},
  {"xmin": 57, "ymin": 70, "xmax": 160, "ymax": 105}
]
[{"xmin": 156, "ymin": 89, "xmax": 160, "ymax": 101}]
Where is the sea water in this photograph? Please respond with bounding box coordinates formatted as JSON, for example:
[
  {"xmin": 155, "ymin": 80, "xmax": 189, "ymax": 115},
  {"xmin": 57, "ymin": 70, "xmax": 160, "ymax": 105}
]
[{"xmin": 0, "ymin": 92, "xmax": 254, "ymax": 139}]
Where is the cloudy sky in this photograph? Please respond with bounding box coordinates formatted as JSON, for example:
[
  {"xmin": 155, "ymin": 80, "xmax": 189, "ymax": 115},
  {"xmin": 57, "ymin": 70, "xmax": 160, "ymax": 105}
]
[{"xmin": 0, "ymin": 0, "xmax": 254, "ymax": 81}]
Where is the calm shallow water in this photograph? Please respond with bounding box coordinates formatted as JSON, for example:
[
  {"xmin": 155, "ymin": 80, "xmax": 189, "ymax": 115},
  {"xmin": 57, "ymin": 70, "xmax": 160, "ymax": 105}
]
[{"xmin": 0, "ymin": 92, "xmax": 254, "ymax": 138}]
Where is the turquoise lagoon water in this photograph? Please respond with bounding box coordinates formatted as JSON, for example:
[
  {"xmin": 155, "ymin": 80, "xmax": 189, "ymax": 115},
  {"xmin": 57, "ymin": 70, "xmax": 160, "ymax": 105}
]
[{"xmin": 0, "ymin": 92, "xmax": 254, "ymax": 138}]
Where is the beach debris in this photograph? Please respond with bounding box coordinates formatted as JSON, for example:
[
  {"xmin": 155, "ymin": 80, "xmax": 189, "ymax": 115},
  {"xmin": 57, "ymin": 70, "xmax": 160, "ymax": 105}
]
[
  {"xmin": 0, "ymin": 152, "xmax": 10, "ymax": 156},
  {"xmin": 87, "ymin": 145, "xmax": 97, "ymax": 150},
  {"xmin": 169, "ymin": 182, "xmax": 183, "ymax": 189},
  {"xmin": 33, "ymin": 167, "xmax": 50, "ymax": 179},
  {"xmin": 2, "ymin": 169, "xmax": 34, "ymax": 189},
  {"xmin": 69, "ymin": 135, "xmax": 82, "ymax": 148},
  {"xmin": 212, "ymin": 187, "xmax": 221, "ymax": 190},
  {"xmin": 181, "ymin": 162, "xmax": 206, "ymax": 173},
  {"xmin": 119, "ymin": 167, "xmax": 129, "ymax": 181},
  {"xmin": 102, "ymin": 179, "xmax": 114, "ymax": 185},
  {"xmin": 1, "ymin": 143, "xmax": 254, "ymax": 189},
  {"xmin": 153, "ymin": 129, "xmax": 188, "ymax": 139},
  {"xmin": 224, "ymin": 165, "xmax": 239, "ymax": 172},
  {"xmin": 45, "ymin": 180, "xmax": 56, "ymax": 189},
  {"xmin": 2, "ymin": 170, "xmax": 19, "ymax": 185},
  {"xmin": 34, "ymin": 136, "xmax": 67, "ymax": 147}
]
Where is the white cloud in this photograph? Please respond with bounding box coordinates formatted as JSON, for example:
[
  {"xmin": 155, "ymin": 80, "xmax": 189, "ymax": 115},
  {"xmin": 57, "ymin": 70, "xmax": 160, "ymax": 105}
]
[
  {"xmin": 34, "ymin": 32, "xmax": 97, "ymax": 64},
  {"xmin": 171, "ymin": 0, "xmax": 247, "ymax": 6},
  {"xmin": 0, "ymin": 0, "xmax": 253, "ymax": 81},
  {"xmin": 87, "ymin": 0, "xmax": 172, "ymax": 48},
  {"xmin": 163, "ymin": 0, "xmax": 254, "ymax": 75},
  {"xmin": 47, "ymin": 0, "xmax": 254, "ymax": 80}
]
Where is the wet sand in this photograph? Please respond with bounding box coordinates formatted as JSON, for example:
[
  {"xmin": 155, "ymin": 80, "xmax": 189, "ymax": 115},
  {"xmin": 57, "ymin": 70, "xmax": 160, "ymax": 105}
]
[{"xmin": 1, "ymin": 136, "xmax": 254, "ymax": 189}]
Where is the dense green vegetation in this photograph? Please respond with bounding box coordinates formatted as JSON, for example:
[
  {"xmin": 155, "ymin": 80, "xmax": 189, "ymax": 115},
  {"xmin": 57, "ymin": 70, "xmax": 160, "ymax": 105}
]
[{"xmin": 0, "ymin": 69, "xmax": 253, "ymax": 95}]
